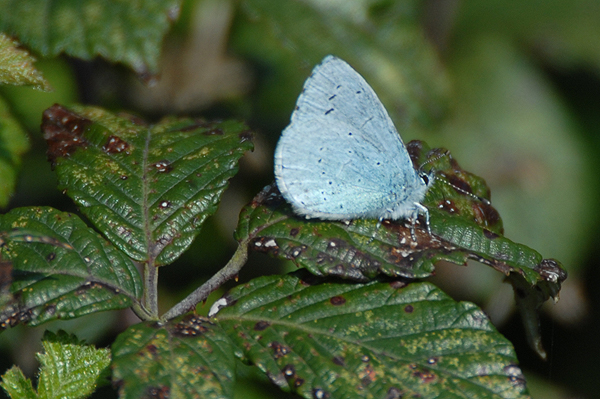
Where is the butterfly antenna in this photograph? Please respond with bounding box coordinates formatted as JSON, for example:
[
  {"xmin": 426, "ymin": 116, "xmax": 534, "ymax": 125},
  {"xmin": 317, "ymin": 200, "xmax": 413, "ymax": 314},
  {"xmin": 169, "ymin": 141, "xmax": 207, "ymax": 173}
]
[
  {"xmin": 435, "ymin": 176, "xmax": 491, "ymax": 205},
  {"xmin": 418, "ymin": 149, "xmax": 451, "ymax": 170},
  {"xmin": 419, "ymin": 150, "xmax": 491, "ymax": 205}
]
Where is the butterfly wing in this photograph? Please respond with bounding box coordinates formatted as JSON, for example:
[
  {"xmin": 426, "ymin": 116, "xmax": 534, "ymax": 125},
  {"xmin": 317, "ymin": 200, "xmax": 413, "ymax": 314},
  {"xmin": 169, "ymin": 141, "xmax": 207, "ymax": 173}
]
[{"xmin": 274, "ymin": 55, "xmax": 427, "ymax": 220}]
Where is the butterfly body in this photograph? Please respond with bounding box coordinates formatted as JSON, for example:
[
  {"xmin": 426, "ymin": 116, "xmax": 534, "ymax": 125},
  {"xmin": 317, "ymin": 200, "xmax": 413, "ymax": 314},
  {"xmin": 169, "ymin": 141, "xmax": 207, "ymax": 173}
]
[{"xmin": 274, "ymin": 55, "xmax": 431, "ymax": 226}]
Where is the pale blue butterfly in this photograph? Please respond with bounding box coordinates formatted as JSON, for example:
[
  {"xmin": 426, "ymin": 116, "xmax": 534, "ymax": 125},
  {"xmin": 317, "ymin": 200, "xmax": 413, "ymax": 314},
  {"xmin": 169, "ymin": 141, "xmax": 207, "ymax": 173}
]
[{"xmin": 274, "ymin": 55, "xmax": 433, "ymax": 235}]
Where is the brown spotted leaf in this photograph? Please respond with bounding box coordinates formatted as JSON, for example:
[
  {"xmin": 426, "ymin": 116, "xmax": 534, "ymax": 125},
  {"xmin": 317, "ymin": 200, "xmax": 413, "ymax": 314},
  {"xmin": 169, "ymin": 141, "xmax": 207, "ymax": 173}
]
[
  {"xmin": 236, "ymin": 183, "xmax": 444, "ymax": 281},
  {"xmin": 236, "ymin": 140, "xmax": 566, "ymax": 358},
  {"xmin": 111, "ymin": 314, "xmax": 235, "ymax": 399},
  {"xmin": 41, "ymin": 104, "xmax": 253, "ymax": 266},
  {"xmin": 215, "ymin": 271, "xmax": 530, "ymax": 399},
  {"xmin": 0, "ymin": 207, "xmax": 142, "ymax": 329}
]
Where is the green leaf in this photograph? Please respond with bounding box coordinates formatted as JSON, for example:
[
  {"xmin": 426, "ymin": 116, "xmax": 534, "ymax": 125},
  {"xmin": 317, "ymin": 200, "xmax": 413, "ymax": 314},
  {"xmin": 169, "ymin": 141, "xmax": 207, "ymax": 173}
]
[
  {"xmin": 0, "ymin": 33, "xmax": 51, "ymax": 90},
  {"xmin": 37, "ymin": 330, "xmax": 111, "ymax": 399},
  {"xmin": 0, "ymin": 366, "xmax": 37, "ymax": 399},
  {"xmin": 112, "ymin": 314, "xmax": 236, "ymax": 399},
  {"xmin": 0, "ymin": 95, "xmax": 30, "ymax": 208},
  {"xmin": 0, "ymin": 330, "xmax": 110, "ymax": 399},
  {"xmin": 0, "ymin": 207, "xmax": 143, "ymax": 328},
  {"xmin": 236, "ymin": 182, "xmax": 440, "ymax": 281},
  {"xmin": 41, "ymin": 104, "xmax": 253, "ymax": 266},
  {"xmin": 215, "ymin": 271, "xmax": 531, "ymax": 399},
  {"xmin": 0, "ymin": 0, "xmax": 182, "ymax": 75}
]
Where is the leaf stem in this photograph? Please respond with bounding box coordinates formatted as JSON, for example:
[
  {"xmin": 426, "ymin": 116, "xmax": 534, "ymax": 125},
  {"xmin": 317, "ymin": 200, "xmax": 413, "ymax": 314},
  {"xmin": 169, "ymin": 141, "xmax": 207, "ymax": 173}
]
[
  {"xmin": 131, "ymin": 302, "xmax": 154, "ymax": 321},
  {"xmin": 145, "ymin": 262, "xmax": 159, "ymax": 318},
  {"xmin": 161, "ymin": 243, "xmax": 248, "ymax": 321}
]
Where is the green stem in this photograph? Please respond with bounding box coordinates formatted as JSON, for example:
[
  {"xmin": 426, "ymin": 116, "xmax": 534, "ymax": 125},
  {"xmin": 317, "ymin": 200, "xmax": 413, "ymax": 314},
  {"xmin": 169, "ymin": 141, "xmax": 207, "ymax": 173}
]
[
  {"xmin": 161, "ymin": 243, "xmax": 248, "ymax": 321},
  {"xmin": 131, "ymin": 302, "xmax": 154, "ymax": 321},
  {"xmin": 145, "ymin": 262, "xmax": 159, "ymax": 318}
]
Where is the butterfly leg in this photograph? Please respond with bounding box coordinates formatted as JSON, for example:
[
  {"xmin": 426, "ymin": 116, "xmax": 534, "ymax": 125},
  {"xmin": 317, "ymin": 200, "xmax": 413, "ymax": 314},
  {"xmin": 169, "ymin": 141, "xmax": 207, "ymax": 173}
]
[
  {"xmin": 408, "ymin": 217, "xmax": 417, "ymax": 242},
  {"xmin": 416, "ymin": 202, "xmax": 431, "ymax": 234},
  {"xmin": 409, "ymin": 202, "xmax": 431, "ymax": 241}
]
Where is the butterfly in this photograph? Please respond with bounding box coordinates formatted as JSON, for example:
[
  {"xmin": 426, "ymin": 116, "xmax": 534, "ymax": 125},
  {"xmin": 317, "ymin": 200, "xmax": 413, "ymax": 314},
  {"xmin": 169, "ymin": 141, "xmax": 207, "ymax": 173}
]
[{"xmin": 274, "ymin": 55, "xmax": 433, "ymax": 235}]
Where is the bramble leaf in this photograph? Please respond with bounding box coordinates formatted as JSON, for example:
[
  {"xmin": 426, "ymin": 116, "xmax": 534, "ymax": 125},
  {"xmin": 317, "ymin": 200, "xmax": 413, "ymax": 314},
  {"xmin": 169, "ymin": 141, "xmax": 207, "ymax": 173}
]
[
  {"xmin": 0, "ymin": 330, "xmax": 110, "ymax": 399},
  {"xmin": 112, "ymin": 314, "xmax": 235, "ymax": 399},
  {"xmin": 41, "ymin": 104, "xmax": 253, "ymax": 266},
  {"xmin": 37, "ymin": 330, "xmax": 111, "ymax": 398},
  {"xmin": 0, "ymin": 366, "xmax": 36, "ymax": 399},
  {"xmin": 215, "ymin": 271, "xmax": 530, "ymax": 399},
  {"xmin": 236, "ymin": 182, "xmax": 441, "ymax": 281},
  {"xmin": 0, "ymin": 207, "xmax": 142, "ymax": 329}
]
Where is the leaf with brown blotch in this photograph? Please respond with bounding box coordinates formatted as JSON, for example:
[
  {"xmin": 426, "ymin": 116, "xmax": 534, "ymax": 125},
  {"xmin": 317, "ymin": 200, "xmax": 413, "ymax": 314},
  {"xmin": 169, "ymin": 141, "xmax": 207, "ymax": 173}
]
[{"xmin": 41, "ymin": 104, "xmax": 254, "ymax": 267}]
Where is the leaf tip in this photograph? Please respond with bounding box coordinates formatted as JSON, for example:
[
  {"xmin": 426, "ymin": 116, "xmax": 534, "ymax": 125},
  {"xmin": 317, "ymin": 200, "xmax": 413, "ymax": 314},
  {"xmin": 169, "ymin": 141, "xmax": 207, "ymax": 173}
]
[{"xmin": 41, "ymin": 104, "xmax": 91, "ymax": 167}]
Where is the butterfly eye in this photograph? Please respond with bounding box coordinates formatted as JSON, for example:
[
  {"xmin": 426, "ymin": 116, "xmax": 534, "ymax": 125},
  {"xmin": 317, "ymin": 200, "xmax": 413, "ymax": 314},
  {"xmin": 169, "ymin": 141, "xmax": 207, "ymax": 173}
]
[{"xmin": 420, "ymin": 173, "xmax": 429, "ymax": 185}]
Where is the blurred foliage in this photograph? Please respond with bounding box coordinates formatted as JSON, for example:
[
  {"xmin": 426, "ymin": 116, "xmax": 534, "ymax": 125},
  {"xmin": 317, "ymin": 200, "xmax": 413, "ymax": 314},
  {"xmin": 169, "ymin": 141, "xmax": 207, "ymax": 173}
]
[
  {"xmin": 0, "ymin": 33, "xmax": 51, "ymax": 91},
  {"xmin": 0, "ymin": 0, "xmax": 182, "ymax": 75},
  {"xmin": 0, "ymin": 96, "xmax": 28, "ymax": 209},
  {"xmin": 1, "ymin": 0, "xmax": 599, "ymax": 398}
]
